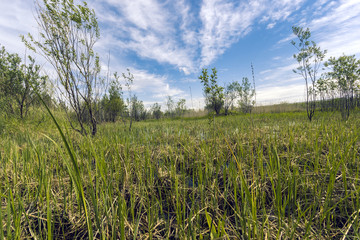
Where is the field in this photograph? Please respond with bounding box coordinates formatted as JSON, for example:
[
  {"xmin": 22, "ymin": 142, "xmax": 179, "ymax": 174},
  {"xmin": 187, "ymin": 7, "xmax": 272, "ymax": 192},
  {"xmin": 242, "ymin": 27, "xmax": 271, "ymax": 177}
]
[{"xmin": 0, "ymin": 109, "xmax": 360, "ymax": 239}]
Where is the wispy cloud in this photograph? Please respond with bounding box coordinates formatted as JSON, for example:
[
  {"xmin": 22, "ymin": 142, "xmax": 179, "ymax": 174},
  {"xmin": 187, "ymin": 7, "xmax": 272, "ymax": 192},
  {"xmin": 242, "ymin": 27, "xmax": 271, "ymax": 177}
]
[
  {"xmin": 310, "ymin": 0, "xmax": 360, "ymax": 57},
  {"xmin": 277, "ymin": 0, "xmax": 360, "ymax": 57},
  {"xmin": 1, "ymin": 0, "xmax": 307, "ymax": 75},
  {"xmin": 199, "ymin": 0, "xmax": 305, "ymax": 66},
  {"xmin": 92, "ymin": 0, "xmax": 308, "ymax": 72},
  {"xmin": 0, "ymin": 0, "xmax": 36, "ymax": 54},
  {"xmin": 0, "ymin": 0, "xmax": 185, "ymax": 104},
  {"xmin": 257, "ymin": 84, "xmax": 306, "ymax": 104},
  {"xmin": 260, "ymin": 0, "xmax": 360, "ymax": 104},
  {"xmin": 129, "ymin": 69, "xmax": 184, "ymax": 99},
  {"xmin": 93, "ymin": 0, "xmax": 198, "ymax": 74},
  {"xmin": 2, "ymin": 0, "xmax": 359, "ymax": 108},
  {"xmin": 199, "ymin": 0, "xmax": 260, "ymax": 66}
]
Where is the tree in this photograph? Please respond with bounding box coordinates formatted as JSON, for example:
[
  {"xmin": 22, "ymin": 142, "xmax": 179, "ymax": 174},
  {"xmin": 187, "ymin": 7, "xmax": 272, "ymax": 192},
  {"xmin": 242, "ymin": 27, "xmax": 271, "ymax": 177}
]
[
  {"xmin": 316, "ymin": 77, "xmax": 330, "ymax": 111},
  {"xmin": 165, "ymin": 95, "xmax": 175, "ymax": 117},
  {"xmin": 324, "ymin": 55, "xmax": 360, "ymax": 120},
  {"xmin": 0, "ymin": 46, "xmax": 46, "ymax": 118},
  {"xmin": 199, "ymin": 68, "xmax": 224, "ymax": 115},
  {"xmin": 123, "ymin": 68, "xmax": 135, "ymax": 130},
  {"xmin": 130, "ymin": 95, "xmax": 146, "ymax": 121},
  {"xmin": 175, "ymin": 99, "xmax": 186, "ymax": 117},
  {"xmin": 224, "ymin": 81, "xmax": 240, "ymax": 115},
  {"xmin": 151, "ymin": 103, "xmax": 162, "ymax": 119},
  {"xmin": 251, "ymin": 62, "xmax": 256, "ymax": 104},
  {"xmin": 22, "ymin": 0, "xmax": 102, "ymax": 136},
  {"xmin": 291, "ymin": 26, "xmax": 327, "ymax": 121},
  {"xmin": 101, "ymin": 73, "xmax": 125, "ymax": 122},
  {"xmin": 237, "ymin": 77, "xmax": 255, "ymax": 114}
]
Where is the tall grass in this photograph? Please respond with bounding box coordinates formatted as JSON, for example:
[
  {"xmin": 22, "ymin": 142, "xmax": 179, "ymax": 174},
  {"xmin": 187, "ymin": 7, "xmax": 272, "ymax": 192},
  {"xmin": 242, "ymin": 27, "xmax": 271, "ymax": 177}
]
[{"xmin": 0, "ymin": 110, "xmax": 359, "ymax": 239}]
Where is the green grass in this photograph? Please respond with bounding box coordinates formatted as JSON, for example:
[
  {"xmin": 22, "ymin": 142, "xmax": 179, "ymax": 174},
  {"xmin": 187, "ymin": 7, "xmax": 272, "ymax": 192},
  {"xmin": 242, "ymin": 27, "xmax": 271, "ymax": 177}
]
[{"xmin": 0, "ymin": 110, "xmax": 360, "ymax": 239}]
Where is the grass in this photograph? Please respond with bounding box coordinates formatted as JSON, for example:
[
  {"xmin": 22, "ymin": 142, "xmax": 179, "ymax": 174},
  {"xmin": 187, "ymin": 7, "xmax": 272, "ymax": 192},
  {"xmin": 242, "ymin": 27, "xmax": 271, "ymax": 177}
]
[{"xmin": 0, "ymin": 109, "xmax": 360, "ymax": 239}]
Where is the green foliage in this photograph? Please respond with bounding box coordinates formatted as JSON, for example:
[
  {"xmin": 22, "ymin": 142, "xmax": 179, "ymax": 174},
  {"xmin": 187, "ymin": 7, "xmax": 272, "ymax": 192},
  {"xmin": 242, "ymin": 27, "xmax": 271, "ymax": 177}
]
[
  {"xmin": 22, "ymin": 0, "xmax": 101, "ymax": 136},
  {"xmin": 163, "ymin": 97, "xmax": 186, "ymax": 118},
  {"xmin": 291, "ymin": 26, "xmax": 327, "ymax": 121},
  {"xmin": 151, "ymin": 103, "xmax": 162, "ymax": 119},
  {"xmin": 0, "ymin": 46, "xmax": 47, "ymax": 118},
  {"xmin": 199, "ymin": 68, "xmax": 224, "ymax": 115},
  {"xmin": 224, "ymin": 81, "xmax": 240, "ymax": 115},
  {"xmin": 324, "ymin": 54, "xmax": 360, "ymax": 119},
  {"xmin": 101, "ymin": 73, "xmax": 125, "ymax": 122},
  {"xmin": 130, "ymin": 95, "xmax": 147, "ymax": 121},
  {"xmin": 315, "ymin": 77, "xmax": 338, "ymax": 111},
  {"xmin": 175, "ymin": 98, "xmax": 186, "ymax": 117},
  {"xmin": 1, "ymin": 110, "xmax": 360, "ymax": 239},
  {"xmin": 123, "ymin": 68, "xmax": 135, "ymax": 130},
  {"xmin": 237, "ymin": 77, "xmax": 256, "ymax": 114},
  {"xmin": 165, "ymin": 95, "xmax": 175, "ymax": 117}
]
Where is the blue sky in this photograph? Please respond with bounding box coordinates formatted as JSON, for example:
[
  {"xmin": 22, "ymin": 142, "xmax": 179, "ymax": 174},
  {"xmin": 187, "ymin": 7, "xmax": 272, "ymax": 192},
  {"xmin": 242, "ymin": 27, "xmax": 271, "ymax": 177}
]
[{"xmin": 1, "ymin": 0, "xmax": 360, "ymax": 109}]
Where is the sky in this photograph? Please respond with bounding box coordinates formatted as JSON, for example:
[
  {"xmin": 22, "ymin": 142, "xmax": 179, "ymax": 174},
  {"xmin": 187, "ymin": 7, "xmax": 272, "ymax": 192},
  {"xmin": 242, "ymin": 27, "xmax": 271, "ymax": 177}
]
[{"xmin": 1, "ymin": 0, "xmax": 360, "ymax": 109}]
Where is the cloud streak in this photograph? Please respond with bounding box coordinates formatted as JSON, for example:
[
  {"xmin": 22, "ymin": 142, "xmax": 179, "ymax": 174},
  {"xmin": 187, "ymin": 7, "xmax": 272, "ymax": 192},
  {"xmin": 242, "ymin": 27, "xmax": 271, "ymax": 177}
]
[
  {"xmin": 1, "ymin": 0, "xmax": 359, "ymax": 108},
  {"xmin": 93, "ymin": 0, "xmax": 198, "ymax": 74},
  {"xmin": 199, "ymin": 0, "xmax": 305, "ymax": 66},
  {"xmin": 259, "ymin": 0, "xmax": 360, "ymax": 104},
  {"xmin": 93, "ymin": 0, "xmax": 307, "ymax": 73}
]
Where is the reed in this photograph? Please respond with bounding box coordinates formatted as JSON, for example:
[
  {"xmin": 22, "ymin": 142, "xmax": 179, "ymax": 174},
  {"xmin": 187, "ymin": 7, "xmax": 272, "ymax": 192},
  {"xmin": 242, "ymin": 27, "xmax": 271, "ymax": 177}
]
[{"xmin": 0, "ymin": 109, "xmax": 359, "ymax": 239}]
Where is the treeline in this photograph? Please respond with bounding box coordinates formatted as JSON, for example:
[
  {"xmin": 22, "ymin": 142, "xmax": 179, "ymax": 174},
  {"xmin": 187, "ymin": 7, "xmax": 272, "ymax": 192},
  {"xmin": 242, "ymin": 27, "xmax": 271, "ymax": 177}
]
[
  {"xmin": 0, "ymin": 46, "xmax": 52, "ymax": 119},
  {"xmin": 292, "ymin": 27, "xmax": 360, "ymax": 120},
  {"xmin": 0, "ymin": 45, "xmax": 190, "ymax": 124},
  {"xmin": 199, "ymin": 67, "xmax": 256, "ymax": 116},
  {"xmin": 2, "ymin": 0, "xmax": 359, "ymax": 138}
]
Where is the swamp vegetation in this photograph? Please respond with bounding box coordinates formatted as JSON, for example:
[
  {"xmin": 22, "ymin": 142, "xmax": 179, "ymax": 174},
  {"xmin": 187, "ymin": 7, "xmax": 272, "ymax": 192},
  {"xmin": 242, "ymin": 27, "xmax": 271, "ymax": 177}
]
[{"xmin": 0, "ymin": 109, "xmax": 359, "ymax": 239}]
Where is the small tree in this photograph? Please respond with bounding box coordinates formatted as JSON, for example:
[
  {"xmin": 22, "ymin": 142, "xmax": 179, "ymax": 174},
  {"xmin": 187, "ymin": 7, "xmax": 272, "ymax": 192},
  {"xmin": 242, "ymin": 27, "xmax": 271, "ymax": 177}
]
[
  {"xmin": 291, "ymin": 26, "xmax": 326, "ymax": 121},
  {"xmin": 151, "ymin": 103, "xmax": 162, "ymax": 119},
  {"xmin": 130, "ymin": 95, "xmax": 146, "ymax": 121},
  {"xmin": 123, "ymin": 68, "xmax": 135, "ymax": 130},
  {"xmin": 22, "ymin": 0, "xmax": 102, "ymax": 136},
  {"xmin": 237, "ymin": 77, "xmax": 255, "ymax": 114},
  {"xmin": 324, "ymin": 55, "xmax": 360, "ymax": 120},
  {"xmin": 316, "ymin": 77, "xmax": 330, "ymax": 111},
  {"xmin": 101, "ymin": 73, "xmax": 125, "ymax": 122},
  {"xmin": 224, "ymin": 81, "xmax": 240, "ymax": 115},
  {"xmin": 0, "ymin": 46, "xmax": 46, "ymax": 118},
  {"xmin": 165, "ymin": 95, "xmax": 175, "ymax": 117},
  {"xmin": 199, "ymin": 68, "xmax": 224, "ymax": 115},
  {"xmin": 175, "ymin": 98, "xmax": 186, "ymax": 117}
]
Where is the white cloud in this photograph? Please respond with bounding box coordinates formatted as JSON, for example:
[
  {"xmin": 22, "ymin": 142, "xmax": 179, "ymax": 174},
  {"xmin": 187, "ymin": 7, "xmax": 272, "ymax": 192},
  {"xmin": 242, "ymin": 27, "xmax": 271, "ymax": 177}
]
[
  {"xmin": 267, "ymin": 23, "xmax": 276, "ymax": 29},
  {"xmin": 0, "ymin": 0, "xmax": 308, "ymax": 77},
  {"xmin": 258, "ymin": 0, "xmax": 360, "ymax": 106},
  {"xmin": 92, "ymin": 0, "xmax": 309, "ymax": 72},
  {"xmin": 93, "ymin": 0, "xmax": 198, "ymax": 74},
  {"xmin": 129, "ymin": 69, "xmax": 184, "ymax": 99},
  {"xmin": 310, "ymin": 0, "xmax": 360, "ymax": 57},
  {"xmin": 199, "ymin": 0, "xmax": 305, "ymax": 66},
  {"xmin": 278, "ymin": 0, "xmax": 360, "ymax": 57},
  {"xmin": 0, "ymin": 0, "xmax": 37, "ymax": 54},
  {"xmin": 0, "ymin": 0, "xmax": 184, "ymax": 104},
  {"xmin": 199, "ymin": 0, "xmax": 262, "ymax": 66},
  {"xmin": 3, "ymin": 0, "xmax": 359, "ymax": 109},
  {"xmin": 256, "ymin": 84, "xmax": 306, "ymax": 105}
]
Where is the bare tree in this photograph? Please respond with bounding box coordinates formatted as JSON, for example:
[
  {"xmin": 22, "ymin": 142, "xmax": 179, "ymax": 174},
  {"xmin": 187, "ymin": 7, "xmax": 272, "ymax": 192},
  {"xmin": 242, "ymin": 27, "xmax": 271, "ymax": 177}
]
[{"xmin": 22, "ymin": 0, "xmax": 102, "ymax": 136}]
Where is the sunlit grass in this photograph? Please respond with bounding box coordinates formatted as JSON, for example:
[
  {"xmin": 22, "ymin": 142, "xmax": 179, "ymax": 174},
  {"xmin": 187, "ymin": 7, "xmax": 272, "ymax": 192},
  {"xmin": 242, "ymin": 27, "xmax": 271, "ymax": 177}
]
[{"xmin": 0, "ymin": 110, "xmax": 359, "ymax": 239}]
